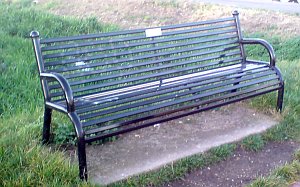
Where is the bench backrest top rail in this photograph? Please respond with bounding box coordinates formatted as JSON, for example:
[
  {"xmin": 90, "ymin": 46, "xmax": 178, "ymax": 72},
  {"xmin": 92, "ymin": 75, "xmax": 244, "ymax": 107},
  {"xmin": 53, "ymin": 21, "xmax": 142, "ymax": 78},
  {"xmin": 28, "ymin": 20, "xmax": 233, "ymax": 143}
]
[{"xmin": 40, "ymin": 17, "xmax": 235, "ymax": 44}]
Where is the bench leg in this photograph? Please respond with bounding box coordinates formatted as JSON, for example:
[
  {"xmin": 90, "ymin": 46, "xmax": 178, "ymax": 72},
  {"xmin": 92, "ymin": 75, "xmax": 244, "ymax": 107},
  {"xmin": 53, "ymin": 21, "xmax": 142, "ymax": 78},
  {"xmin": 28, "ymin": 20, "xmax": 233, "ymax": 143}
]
[
  {"xmin": 78, "ymin": 136, "xmax": 88, "ymax": 180},
  {"xmin": 276, "ymin": 84, "xmax": 284, "ymax": 112},
  {"xmin": 42, "ymin": 107, "xmax": 52, "ymax": 144},
  {"xmin": 68, "ymin": 112, "xmax": 88, "ymax": 181}
]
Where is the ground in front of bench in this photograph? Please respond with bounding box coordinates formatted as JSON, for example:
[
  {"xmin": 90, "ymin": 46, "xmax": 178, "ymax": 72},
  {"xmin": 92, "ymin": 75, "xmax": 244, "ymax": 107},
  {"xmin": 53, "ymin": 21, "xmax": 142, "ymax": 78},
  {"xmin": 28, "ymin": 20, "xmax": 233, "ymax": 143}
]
[{"xmin": 65, "ymin": 102, "xmax": 279, "ymax": 185}]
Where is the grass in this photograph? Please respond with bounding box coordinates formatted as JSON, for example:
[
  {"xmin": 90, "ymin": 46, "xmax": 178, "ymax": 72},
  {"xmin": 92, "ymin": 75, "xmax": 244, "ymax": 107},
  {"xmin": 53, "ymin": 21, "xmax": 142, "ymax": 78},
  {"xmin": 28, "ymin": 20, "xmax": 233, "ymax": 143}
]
[
  {"xmin": 241, "ymin": 134, "xmax": 265, "ymax": 152},
  {"xmin": 39, "ymin": 0, "xmax": 300, "ymax": 38},
  {"xmin": 0, "ymin": 0, "xmax": 300, "ymax": 186},
  {"xmin": 0, "ymin": 111, "xmax": 90, "ymax": 186},
  {"xmin": 0, "ymin": 3, "xmax": 117, "ymax": 117},
  {"xmin": 0, "ymin": 2, "xmax": 116, "ymax": 186}
]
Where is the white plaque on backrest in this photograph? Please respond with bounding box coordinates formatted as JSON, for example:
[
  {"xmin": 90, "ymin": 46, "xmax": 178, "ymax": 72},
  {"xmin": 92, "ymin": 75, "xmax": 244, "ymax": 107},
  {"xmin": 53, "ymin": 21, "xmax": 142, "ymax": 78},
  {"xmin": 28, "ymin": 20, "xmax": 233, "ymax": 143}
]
[{"xmin": 145, "ymin": 28, "xmax": 162, "ymax": 37}]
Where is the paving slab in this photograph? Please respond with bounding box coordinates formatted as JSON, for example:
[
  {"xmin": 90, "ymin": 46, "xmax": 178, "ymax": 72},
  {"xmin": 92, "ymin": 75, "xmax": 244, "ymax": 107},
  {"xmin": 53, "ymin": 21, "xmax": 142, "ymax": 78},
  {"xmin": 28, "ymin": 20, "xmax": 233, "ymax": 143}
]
[{"xmin": 67, "ymin": 102, "xmax": 279, "ymax": 185}]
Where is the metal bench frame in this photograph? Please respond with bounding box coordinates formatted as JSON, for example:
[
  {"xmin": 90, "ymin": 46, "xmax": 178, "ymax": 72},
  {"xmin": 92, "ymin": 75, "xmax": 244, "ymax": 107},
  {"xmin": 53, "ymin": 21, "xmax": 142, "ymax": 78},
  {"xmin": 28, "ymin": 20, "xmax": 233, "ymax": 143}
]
[{"xmin": 31, "ymin": 11, "xmax": 284, "ymax": 180}]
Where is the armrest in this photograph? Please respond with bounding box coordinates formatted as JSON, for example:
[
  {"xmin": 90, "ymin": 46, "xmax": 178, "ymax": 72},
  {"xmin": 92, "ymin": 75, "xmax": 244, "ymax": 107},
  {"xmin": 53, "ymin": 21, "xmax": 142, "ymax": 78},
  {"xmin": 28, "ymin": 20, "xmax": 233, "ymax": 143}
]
[
  {"xmin": 241, "ymin": 38, "xmax": 276, "ymax": 67},
  {"xmin": 40, "ymin": 72, "xmax": 75, "ymax": 112}
]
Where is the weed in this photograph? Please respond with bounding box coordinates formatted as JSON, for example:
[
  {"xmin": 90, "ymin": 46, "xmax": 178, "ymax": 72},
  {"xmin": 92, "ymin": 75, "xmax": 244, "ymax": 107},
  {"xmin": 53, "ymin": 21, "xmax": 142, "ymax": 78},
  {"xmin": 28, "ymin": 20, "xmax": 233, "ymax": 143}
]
[
  {"xmin": 52, "ymin": 122, "xmax": 76, "ymax": 144},
  {"xmin": 241, "ymin": 135, "xmax": 265, "ymax": 152},
  {"xmin": 274, "ymin": 162, "xmax": 299, "ymax": 182},
  {"xmin": 41, "ymin": 1, "xmax": 58, "ymax": 9},
  {"xmin": 154, "ymin": 0, "xmax": 180, "ymax": 8},
  {"xmin": 210, "ymin": 144, "xmax": 236, "ymax": 159},
  {"xmin": 248, "ymin": 176, "xmax": 288, "ymax": 187},
  {"xmin": 293, "ymin": 150, "xmax": 300, "ymax": 161}
]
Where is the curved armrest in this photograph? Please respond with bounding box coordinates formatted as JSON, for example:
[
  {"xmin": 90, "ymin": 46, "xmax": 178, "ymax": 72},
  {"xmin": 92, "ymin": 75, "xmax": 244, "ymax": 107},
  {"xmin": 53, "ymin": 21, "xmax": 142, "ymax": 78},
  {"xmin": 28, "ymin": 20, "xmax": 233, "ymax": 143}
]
[
  {"xmin": 241, "ymin": 38, "xmax": 276, "ymax": 67},
  {"xmin": 40, "ymin": 72, "xmax": 75, "ymax": 112}
]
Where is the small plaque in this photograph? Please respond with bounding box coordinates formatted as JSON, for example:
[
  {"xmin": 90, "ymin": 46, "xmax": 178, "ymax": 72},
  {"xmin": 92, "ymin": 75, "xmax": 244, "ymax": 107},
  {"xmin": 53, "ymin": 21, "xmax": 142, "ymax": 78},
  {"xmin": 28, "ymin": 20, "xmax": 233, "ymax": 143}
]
[
  {"xmin": 75, "ymin": 61, "xmax": 85, "ymax": 66},
  {"xmin": 145, "ymin": 28, "xmax": 162, "ymax": 37}
]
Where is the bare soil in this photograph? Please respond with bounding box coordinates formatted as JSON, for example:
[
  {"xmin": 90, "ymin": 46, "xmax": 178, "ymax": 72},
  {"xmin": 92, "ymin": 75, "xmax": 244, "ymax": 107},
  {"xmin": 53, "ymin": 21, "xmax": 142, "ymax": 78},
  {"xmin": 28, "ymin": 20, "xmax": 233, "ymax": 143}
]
[
  {"xmin": 162, "ymin": 141, "xmax": 300, "ymax": 187},
  {"xmin": 38, "ymin": 0, "xmax": 300, "ymax": 38}
]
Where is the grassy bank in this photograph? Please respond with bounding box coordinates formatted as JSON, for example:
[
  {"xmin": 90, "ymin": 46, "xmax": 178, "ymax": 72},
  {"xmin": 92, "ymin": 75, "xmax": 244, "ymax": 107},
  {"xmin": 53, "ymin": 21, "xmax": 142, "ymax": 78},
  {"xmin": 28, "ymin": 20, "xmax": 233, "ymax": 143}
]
[
  {"xmin": 0, "ymin": 2, "xmax": 116, "ymax": 186},
  {"xmin": 0, "ymin": 1, "xmax": 300, "ymax": 186}
]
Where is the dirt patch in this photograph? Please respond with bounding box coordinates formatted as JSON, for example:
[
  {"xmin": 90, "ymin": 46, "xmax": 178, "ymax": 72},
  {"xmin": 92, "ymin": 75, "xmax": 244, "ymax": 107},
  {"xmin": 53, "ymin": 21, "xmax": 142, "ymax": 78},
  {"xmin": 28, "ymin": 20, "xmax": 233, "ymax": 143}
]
[
  {"xmin": 163, "ymin": 141, "xmax": 300, "ymax": 187},
  {"xmin": 38, "ymin": 0, "xmax": 300, "ymax": 38}
]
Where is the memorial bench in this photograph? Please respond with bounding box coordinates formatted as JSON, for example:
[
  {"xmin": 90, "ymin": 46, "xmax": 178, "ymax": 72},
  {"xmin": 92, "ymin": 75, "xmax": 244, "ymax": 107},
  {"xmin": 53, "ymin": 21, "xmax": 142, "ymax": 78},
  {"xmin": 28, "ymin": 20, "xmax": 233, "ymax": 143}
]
[{"xmin": 30, "ymin": 11, "xmax": 284, "ymax": 180}]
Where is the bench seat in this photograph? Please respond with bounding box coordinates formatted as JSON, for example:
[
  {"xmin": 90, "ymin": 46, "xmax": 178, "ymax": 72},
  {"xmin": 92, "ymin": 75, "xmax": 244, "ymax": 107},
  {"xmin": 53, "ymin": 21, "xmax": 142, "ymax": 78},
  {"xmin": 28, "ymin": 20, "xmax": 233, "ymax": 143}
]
[{"xmin": 47, "ymin": 62, "xmax": 281, "ymax": 142}]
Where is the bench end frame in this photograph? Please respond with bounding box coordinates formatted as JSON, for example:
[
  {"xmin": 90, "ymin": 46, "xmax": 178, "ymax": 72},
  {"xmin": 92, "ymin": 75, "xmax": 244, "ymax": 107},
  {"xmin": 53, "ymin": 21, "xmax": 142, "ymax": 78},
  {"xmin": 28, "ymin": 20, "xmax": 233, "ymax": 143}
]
[
  {"xmin": 30, "ymin": 31, "xmax": 88, "ymax": 181},
  {"xmin": 232, "ymin": 10, "xmax": 246, "ymax": 62}
]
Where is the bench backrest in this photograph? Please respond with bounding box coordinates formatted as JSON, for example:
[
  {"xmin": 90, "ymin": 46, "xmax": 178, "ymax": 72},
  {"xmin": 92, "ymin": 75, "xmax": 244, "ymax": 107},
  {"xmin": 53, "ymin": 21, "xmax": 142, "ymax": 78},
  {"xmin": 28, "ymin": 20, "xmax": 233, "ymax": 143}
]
[{"xmin": 31, "ymin": 12, "xmax": 244, "ymax": 102}]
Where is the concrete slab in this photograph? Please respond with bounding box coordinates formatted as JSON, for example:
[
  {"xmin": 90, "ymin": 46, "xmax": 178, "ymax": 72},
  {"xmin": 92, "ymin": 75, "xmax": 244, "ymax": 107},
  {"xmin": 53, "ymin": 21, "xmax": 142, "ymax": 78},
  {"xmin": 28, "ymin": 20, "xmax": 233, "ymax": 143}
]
[{"xmin": 70, "ymin": 103, "xmax": 279, "ymax": 185}]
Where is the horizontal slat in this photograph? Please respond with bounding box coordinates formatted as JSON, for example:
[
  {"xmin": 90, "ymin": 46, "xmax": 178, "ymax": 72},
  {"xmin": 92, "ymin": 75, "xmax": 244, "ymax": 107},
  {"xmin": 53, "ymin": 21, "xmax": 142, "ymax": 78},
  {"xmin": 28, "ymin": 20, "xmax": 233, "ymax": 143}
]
[
  {"xmin": 53, "ymin": 36, "xmax": 238, "ymax": 73},
  {"xmin": 42, "ymin": 25, "xmax": 236, "ymax": 52},
  {"xmin": 45, "ymin": 28, "xmax": 237, "ymax": 66},
  {"xmin": 43, "ymin": 23, "xmax": 235, "ymax": 59},
  {"xmin": 53, "ymin": 39, "xmax": 238, "ymax": 75},
  {"xmin": 53, "ymin": 63, "xmax": 271, "ymax": 105},
  {"xmin": 61, "ymin": 41, "xmax": 237, "ymax": 79},
  {"xmin": 75, "ymin": 66, "xmax": 273, "ymax": 113},
  {"xmin": 49, "ymin": 45, "xmax": 240, "ymax": 90},
  {"xmin": 64, "ymin": 42, "xmax": 238, "ymax": 78},
  {"xmin": 43, "ymin": 31, "xmax": 237, "ymax": 60},
  {"xmin": 82, "ymin": 73, "xmax": 279, "ymax": 127},
  {"xmin": 85, "ymin": 84, "xmax": 280, "ymax": 140},
  {"xmin": 54, "ymin": 57, "xmax": 245, "ymax": 105},
  {"xmin": 40, "ymin": 17, "xmax": 235, "ymax": 44},
  {"xmin": 50, "ymin": 58, "xmax": 244, "ymax": 101},
  {"xmin": 79, "ymin": 72, "xmax": 278, "ymax": 120},
  {"xmin": 50, "ymin": 50, "xmax": 241, "ymax": 97}
]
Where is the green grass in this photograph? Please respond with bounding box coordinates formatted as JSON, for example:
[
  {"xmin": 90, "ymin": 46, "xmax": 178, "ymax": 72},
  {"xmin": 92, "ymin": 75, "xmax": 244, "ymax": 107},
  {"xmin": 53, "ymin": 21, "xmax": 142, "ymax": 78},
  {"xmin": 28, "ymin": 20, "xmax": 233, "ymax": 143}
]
[
  {"xmin": 241, "ymin": 134, "xmax": 265, "ymax": 152},
  {"xmin": 0, "ymin": 3, "xmax": 117, "ymax": 117},
  {"xmin": 0, "ymin": 1, "xmax": 300, "ymax": 186},
  {"xmin": 0, "ymin": 111, "xmax": 89, "ymax": 186},
  {"xmin": 0, "ymin": 2, "xmax": 116, "ymax": 186}
]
